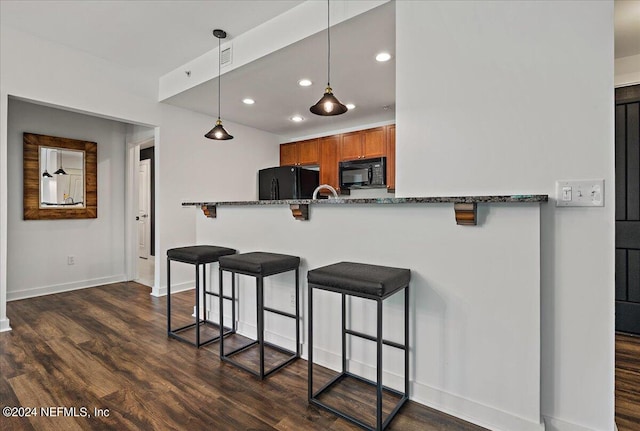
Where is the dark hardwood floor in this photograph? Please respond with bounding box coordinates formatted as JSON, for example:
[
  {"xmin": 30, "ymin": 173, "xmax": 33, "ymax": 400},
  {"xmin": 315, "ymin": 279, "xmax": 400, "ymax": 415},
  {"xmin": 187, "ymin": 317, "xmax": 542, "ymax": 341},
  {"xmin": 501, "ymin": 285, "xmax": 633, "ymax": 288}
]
[
  {"xmin": 616, "ymin": 333, "xmax": 640, "ymax": 431},
  {"xmin": 1, "ymin": 282, "xmax": 487, "ymax": 431}
]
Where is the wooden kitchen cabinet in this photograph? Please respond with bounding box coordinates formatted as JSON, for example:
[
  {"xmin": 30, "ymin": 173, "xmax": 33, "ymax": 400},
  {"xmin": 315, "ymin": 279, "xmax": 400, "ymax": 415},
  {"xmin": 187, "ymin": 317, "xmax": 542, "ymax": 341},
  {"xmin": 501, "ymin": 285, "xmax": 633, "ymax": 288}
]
[
  {"xmin": 339, "ymin": 127, "xmax": 385, "ymax": 161},
  {"xmin": 280, "ymin": 138, "xmax": 319, "ymax": 166},
  {"xmin": 279, "ymin": 124, "xmax": 396, "ymax": 194},
  {"xmin": 319, "ymin": 135, "xmax": 340, "ymax": 192},
  {"xmin": 386, "ymin": 124, "xmax": 396, "ymax": 191}
]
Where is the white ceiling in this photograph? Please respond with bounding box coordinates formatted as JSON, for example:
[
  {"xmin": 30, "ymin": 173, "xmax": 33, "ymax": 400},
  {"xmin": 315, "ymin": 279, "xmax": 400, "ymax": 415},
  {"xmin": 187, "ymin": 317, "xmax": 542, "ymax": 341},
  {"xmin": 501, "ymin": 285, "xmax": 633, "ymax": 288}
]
[
  {"xmin": 0, "ymin": 0, "xmax": 304, "ymax": 78},
  {"xmin": 1, "ymin": 0, "xmax": 638, "ymax": 139}
]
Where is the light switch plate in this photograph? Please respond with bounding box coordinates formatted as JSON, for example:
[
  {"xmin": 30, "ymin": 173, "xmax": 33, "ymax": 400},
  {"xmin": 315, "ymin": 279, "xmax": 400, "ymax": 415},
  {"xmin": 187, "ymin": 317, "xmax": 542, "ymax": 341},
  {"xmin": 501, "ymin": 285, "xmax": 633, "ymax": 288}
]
[{"xmin": 555, "ymin": 179, "xmax": 604, "ymax": 207}]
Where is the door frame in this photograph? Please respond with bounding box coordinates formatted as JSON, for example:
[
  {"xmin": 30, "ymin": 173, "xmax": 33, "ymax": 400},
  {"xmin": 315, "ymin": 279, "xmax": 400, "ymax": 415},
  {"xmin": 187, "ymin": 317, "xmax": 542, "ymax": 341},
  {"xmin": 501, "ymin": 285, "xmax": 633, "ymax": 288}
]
[{"xmin": 125, "ymin": 134, "xmax": 157, "ymax": 292}]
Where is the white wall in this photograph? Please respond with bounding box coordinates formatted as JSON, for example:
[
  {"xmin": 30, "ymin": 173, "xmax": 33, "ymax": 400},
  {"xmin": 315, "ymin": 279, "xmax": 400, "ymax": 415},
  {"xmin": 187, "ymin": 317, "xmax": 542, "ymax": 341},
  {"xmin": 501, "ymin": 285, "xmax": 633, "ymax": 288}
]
[
  {"xmin": 0, "ymin": 26, "xmax": 281, "ymax": 324},
  {"xmin": 194, "ymin": 202, "xmax": 543, "ymax": 431},
  {"xmin": 397, "ymin": 2, "xmax": 613, "ymax": 431},
  {"xmin": 155, "ymin": 106, "xmax": 282, "ymax": 295},
  {"xmin": 6, "ymin": 99, "xmax": 128, "ymax": 299}
]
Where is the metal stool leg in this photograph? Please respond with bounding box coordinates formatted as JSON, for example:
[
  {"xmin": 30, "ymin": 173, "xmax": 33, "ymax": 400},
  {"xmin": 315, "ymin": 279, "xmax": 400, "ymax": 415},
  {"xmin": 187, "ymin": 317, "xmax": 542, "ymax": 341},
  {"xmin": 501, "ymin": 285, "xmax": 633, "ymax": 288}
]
[
  {"xmin": 219, "ymin": 268, "xmax": 225, "ymax": 357},
  {"xmin": 257, "ymin": 276, "xmax": 265, "ymax": 379},
  {"xmin": 377, "ymin": 298, "xmax": 383, "ymax": 430},
  {"xmin": 342, "ymin": 292, "xmax": 346, "ymax": 373},
  {"xmin": 195, "ymin": 264, "xmax": 200, "ymax": 347},
  {"xmin": 167, "ymin": 257, "xmax": 171, "ymax": 336},
  {"xmin": 308, "ymin": 282, "xmax": 313, "ymax": 401},
  {"xmin": 405, "ymin": 285, "xmax": 410, "ymax": 397},
  {"xmin": 295, "ymin": 268, "xmax": 300, "ymax": 357}
]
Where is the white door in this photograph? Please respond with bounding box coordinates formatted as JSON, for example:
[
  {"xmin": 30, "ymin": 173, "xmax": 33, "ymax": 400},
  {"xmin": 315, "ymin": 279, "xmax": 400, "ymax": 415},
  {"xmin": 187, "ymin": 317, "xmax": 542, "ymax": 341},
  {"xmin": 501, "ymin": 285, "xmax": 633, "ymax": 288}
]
[{"xmin": 138, "ymin": 159, "xmax": 151, "ymax": 259}]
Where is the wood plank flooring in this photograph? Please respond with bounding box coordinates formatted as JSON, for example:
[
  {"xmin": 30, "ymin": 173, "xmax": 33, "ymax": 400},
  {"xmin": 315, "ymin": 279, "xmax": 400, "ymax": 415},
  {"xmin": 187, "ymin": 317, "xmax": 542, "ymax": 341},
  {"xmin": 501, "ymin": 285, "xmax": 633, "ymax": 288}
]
[
  {"xmin": 616, "ymin": 333, "xmax": 640, "ymax": 431},
  {"xmin": 1, "ymin": 282, "xmax": 487, "ymax": 431}
]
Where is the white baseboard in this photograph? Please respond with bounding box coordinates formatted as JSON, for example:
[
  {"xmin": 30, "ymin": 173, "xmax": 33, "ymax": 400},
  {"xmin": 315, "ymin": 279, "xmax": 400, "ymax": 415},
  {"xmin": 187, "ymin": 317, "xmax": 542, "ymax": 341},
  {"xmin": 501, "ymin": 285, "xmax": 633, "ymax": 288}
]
[
  {"xmin": 7, "ymin": 274, "xmax": 127, "ymax": 301},
  {"xmin": 543, "ymin": 416, "xmax": 603, "ymax": 431},
  {"xmin": 413, "ymin": 382, "xmax": 545, "ymax": 431},
  {"xmin": 0, "ymin": 318, "xmax": 11, "ymax": 332},
  {"xmin": 152, "ymin": 281, "xmax": 193, "ymax": 297}
]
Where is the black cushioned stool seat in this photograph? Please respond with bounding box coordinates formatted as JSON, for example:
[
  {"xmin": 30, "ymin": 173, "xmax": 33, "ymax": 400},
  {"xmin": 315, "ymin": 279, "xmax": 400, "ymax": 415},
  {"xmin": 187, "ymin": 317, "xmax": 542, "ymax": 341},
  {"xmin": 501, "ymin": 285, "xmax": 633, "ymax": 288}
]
[
  {"xmin": 167, "ymin": 245, "xmax": 236, "ymax": 348},
  {"xmin": 307, "ymin": 262, "xmax": 410, "ymax": 297},
  {"xmin": 167, "ymin": 245, "xmax": 236, "ymax": 265},
  {"xmin": 218, "ymin": 252, "xmax": 301, "ymax": 379},
  {"xmin": 307, "ymin": 261, "xmax": 411, "ymax": 431},
  {"xmin": 218, "ymin": 252, "xmax": 300, "ymax": 276}
]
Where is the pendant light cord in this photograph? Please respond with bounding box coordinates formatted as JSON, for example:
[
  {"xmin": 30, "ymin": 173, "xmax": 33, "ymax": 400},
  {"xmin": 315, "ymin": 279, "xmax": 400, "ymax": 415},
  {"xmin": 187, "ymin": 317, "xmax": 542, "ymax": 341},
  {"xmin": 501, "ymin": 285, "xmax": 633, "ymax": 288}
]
[
  {"xmin": 218, "ymin": 36, "xmax": 221, "ymax": 120},
  {"xmin": 327, "ymin": 0, "xmax": 330, "ymax": 86}
]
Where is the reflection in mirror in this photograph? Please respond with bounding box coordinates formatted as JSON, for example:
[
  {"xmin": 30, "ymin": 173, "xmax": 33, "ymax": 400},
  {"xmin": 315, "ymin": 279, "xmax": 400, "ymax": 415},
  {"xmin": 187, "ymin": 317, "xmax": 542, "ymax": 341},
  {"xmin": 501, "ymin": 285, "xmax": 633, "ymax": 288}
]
[{"xmin": 39, "ymin": 147, "xmax": 85, "ymax": 208}]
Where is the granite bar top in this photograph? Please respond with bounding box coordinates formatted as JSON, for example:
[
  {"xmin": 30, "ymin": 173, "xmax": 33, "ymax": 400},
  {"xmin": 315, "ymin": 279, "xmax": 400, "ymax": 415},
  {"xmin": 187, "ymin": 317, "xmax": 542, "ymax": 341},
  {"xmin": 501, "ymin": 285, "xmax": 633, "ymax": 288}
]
[{"xmin": 182, "ymin": 195, "xmax": 548, "ymax": 207}]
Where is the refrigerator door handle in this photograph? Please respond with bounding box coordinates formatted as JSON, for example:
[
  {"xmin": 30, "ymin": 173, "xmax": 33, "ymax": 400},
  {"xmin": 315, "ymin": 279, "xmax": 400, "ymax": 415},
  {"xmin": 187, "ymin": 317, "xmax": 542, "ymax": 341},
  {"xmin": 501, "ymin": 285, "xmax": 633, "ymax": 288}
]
[{"xmin": 271, "ymin": 177, "xmax": 279, "ymax": 200}]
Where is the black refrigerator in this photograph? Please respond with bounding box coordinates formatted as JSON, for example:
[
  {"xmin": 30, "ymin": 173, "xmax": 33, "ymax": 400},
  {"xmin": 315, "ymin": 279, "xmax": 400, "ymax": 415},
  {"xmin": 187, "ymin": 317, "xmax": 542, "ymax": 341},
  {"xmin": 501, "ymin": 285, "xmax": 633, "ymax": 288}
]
[{"xmin": 258, "ymin": 166, "xmax": 319, "ymax": 200}]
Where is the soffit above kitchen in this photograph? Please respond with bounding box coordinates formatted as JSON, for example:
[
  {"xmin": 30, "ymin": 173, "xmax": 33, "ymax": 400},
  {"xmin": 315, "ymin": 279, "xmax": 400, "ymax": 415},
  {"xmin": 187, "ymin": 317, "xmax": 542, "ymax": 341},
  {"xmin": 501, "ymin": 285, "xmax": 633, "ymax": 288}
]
[{"xmin": 161, "ymin": 1, "xmax": 395, "ymax": 139}]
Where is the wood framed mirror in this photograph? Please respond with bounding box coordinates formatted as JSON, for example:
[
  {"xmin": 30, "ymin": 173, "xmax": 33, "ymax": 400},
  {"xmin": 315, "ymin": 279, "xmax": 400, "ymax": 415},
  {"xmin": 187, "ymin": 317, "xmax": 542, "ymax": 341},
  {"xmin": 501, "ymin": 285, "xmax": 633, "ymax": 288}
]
[{"xmin": 23, "ymin": 133, "xmax": 97, "ymax": 220}]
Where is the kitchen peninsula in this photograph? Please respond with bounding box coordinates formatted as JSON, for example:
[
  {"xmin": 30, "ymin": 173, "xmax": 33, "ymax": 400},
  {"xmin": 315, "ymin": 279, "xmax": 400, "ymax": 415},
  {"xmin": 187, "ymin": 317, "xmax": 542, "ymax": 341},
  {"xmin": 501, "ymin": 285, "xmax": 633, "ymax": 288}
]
[
  {"xmin": 183, "ymin": 194, "xmax": 548, "ymax": 225},
  {"xmin": 183, "ymin": 193, "xmax": 549, "ymax": 431}
]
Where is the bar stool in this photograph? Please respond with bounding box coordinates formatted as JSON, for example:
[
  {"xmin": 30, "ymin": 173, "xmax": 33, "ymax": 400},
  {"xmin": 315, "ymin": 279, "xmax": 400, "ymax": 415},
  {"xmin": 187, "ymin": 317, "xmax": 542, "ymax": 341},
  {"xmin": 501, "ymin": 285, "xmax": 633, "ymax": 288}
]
[
  {"xmin": 307, "ymin": 262, "xmax": 410, "ymax": 431},
  {"xmin": 167, "ymin": 245, "xmax": 236, "ymax": 348},
  {"xmin": 218, "ymin": 252, "xmax": 300, "ymax": 379}
]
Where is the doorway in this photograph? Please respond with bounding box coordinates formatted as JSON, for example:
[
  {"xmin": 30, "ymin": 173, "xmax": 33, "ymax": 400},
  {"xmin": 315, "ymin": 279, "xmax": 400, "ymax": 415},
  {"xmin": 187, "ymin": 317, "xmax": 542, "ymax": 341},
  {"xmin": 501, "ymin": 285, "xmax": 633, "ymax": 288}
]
[
  {"xmin": 615, "ymin": 84, "xmax": 640, "ymax": 336},
  {"xmin": 135, "ymin": 145, "xmax": 155, "ymax": 287}
]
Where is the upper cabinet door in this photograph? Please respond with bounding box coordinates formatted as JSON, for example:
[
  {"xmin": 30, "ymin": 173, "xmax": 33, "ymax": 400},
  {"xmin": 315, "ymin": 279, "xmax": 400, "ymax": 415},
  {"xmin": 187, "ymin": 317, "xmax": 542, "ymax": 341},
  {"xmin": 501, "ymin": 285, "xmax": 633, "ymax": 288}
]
[
  {"xmin": 362, "ymin": 127, "xmax": 385, "ymax": 158},
  {"xmin": 280, "ymin": 143, "xmax": 298, "ymax": 165},
  {"xmin": 340, "ymin": 132, "xmax": 363, "ymax": 161},
  {"xmin": 319, "ymin": 136, "xmax": 340, "ymax": 191},
  {"xmin": 386, "ymin": 125, "xmax": 396, "ymax": 190},
  {"xmin": 280, "ymin": 140, "xmax": 319, "ymax": 166},
  {"xmin": 297, "ymin": 139, "xmax": 319, "ymax": 165}
]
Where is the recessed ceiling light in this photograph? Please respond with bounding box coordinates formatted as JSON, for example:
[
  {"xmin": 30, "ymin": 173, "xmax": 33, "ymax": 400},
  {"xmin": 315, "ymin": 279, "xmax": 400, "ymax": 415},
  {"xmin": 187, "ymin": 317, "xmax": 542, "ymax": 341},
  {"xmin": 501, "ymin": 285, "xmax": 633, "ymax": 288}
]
[
  {"xmin": 290, "ymin": 115, "xmax": 304, "ymax": 122},
  {"xmin": 242, "ymin": 98, "xmax": 255, "ymax": 105},
  {"xmin": 298, "ymin": 79, "xmax": 312, "ymax": 87},
  {"xmin": 375, "ymin": 52, "xmax": 392, "ymax": 62},
  {"xmin": 346, "ymin": 103, "xmax": 356, "ymax": 110}
]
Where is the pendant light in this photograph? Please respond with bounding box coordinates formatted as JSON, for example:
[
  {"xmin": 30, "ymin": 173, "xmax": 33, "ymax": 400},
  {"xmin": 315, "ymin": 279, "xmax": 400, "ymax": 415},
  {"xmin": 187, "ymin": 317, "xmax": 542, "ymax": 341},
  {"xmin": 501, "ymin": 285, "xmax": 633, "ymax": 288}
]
[
  {"xmin": 310, "ymin": 0, "xmax": 347, "ymax": 116},
  {"xmin": 54, "ymin": 149, "xmax": 67, "ymax": 175},
  {"xmin": 205, "ymin": 29, "xmax": 234, "ymax": 140},
  {"xmin": 42, "ymin": 148, "xmax": 52, "ymax": 178}
]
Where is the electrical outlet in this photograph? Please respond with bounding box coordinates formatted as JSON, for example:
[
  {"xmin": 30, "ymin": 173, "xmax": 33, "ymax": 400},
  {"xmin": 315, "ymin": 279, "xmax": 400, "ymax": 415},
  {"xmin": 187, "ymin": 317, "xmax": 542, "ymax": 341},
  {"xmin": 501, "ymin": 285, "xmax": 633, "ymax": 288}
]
[
  {"xmin": 290, "ymin": 293, "xmax": 296, "ymax": 308},
  {"xmin": 67, "ymin": 255, "xmax": 75, "ymax": 265}
]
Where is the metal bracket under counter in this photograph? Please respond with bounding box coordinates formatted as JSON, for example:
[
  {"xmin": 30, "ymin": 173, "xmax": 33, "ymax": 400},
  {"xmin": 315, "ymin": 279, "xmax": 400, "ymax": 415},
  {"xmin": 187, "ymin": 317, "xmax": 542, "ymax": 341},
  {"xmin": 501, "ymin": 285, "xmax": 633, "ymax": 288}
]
[{"xmin": 190, "ymin": 195, "xmax": 548, "ymax": 226}]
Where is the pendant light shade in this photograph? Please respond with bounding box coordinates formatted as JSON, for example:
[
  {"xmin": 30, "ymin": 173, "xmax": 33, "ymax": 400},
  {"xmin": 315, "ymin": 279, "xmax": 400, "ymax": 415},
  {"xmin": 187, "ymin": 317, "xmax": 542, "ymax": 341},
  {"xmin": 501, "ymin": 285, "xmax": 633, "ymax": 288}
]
[
  {"xmin": 205, "ymin": 29, "xmax": 234, "ymax": 140},
  {"xmin": 310, "ymin": 0, "xmax": 347, "ymax": 116},
  {"xmin": 205, "ymin": 119, "xmax": 234, "ymax": 140},
  {"xmin": 54, "ymin": 149, "xmax": 67, "ymax": 175},
  {"xmin": 310, "ymin": 86, "xmax": 348, "ymax": 116}
]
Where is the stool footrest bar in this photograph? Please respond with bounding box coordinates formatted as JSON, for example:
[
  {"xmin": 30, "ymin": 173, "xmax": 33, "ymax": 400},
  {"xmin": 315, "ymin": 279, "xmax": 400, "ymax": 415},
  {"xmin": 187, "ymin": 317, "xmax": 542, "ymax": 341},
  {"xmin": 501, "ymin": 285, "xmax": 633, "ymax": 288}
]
[
  {"xmin": 263, "ymin": 306, "xmax": 297, "ymax": 319},
  {"xmin": 204, "ymin": 291, "xmax": 234, "ymax": 302},
  {"xmin": 344, "ymin": 329, "xmax": 406, "ymax": 350}
]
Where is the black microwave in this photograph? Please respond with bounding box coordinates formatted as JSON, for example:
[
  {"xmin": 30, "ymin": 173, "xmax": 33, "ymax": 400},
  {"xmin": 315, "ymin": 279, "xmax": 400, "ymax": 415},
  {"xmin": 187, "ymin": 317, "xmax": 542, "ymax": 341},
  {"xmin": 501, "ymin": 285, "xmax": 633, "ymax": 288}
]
[{"xmin": 339, "ymin": 157, "xmax": 386, "ymax": 189}]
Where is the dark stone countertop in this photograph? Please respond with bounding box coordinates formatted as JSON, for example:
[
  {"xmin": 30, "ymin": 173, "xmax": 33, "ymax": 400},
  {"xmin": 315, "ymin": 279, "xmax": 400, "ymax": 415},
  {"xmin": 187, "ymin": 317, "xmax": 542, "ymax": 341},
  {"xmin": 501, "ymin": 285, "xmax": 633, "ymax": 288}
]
[{"xmin": 182, "ymin": 195, "xmax": 548, "ymax": 207}]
